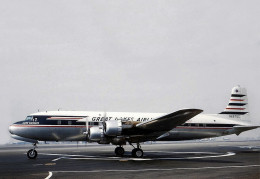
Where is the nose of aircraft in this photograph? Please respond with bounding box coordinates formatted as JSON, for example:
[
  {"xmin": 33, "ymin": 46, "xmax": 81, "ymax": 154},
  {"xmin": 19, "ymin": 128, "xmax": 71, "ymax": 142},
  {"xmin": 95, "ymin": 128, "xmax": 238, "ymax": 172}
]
[{"xmin": 9, "ymin": 125, "xmax": 14, "ymax": 134}]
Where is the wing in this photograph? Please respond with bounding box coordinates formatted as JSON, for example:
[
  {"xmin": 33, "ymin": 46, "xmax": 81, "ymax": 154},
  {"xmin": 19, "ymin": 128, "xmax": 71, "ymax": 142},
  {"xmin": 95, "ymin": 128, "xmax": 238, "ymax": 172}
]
[
  {"xmin": 123, "ymin": 109, "xmax": 203, "ymax": 142},
  {"xmin": 136, "ymin": 108, "xmax": 203, "ymax": 132}
]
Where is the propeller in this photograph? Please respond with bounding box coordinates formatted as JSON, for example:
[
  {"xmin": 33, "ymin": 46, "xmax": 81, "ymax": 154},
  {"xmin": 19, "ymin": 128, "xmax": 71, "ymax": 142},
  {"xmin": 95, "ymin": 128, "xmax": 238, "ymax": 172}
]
[
  {"xmin": 85, "ymin": 116, "xmax": 89, "ymax": 133},
  {"xmin": 84, "ymin": 116, "xmax": 90, "ymax": 141},
  {"xmin": 101, "ymin": 111, "xmax": 107, "ymax": 134}
]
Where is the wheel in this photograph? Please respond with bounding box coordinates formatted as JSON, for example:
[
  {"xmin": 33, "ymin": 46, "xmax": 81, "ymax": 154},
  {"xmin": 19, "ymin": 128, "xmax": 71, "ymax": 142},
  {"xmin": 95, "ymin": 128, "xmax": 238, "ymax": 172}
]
[
  {"xmin": 132, "ymin": 148, "xmax": 143, "ymax": 158},
  {"xmin": 27, "ymin": 149, "xmax": 37, "ymax": 159},
  {"xmin": 115, "ymin": 147, "xmax": 125, "ymax": 156},
  {"xmin": 131, "ymin": 148, "xmax": 137, "ymax": 157}
]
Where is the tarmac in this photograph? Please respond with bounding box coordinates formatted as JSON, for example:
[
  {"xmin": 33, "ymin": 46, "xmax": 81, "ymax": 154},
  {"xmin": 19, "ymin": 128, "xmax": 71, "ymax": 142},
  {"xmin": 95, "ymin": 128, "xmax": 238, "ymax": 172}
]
[{"xmin": 0, "ymin": 141, "xmax": 259, "ymax": 179}]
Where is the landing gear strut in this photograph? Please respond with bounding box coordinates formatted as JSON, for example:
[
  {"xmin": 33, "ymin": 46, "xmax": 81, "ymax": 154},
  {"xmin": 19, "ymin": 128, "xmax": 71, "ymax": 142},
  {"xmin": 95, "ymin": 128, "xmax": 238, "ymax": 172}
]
[
  {"xmin": 27, "ymin": 143, "xmax": 38, "ymax": 159},
  {"xmin": 114, "ymin": 143, "xmax": 144, "ymax": 158},
  {"xmin": 130, "ymin": 142, "xmax": 143, "ymax": 158},
  {"xmin": 114, "ymin": 146, "xmax": 125, "ymax": 156}
]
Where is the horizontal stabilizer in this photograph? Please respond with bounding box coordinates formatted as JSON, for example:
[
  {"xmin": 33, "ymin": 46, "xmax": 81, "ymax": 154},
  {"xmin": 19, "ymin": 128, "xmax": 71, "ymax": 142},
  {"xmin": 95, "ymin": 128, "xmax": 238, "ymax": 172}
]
[{"xmin": 233, "ymin": 126, "xmax": 259, "ymax": 135}]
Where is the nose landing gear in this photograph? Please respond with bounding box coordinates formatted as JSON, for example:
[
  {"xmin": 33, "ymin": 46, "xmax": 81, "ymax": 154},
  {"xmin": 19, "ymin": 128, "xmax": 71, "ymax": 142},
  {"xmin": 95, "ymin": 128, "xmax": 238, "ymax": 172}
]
[{"xmin": 27, "ymin": 143, "xmax": 38, "ymax": 159}]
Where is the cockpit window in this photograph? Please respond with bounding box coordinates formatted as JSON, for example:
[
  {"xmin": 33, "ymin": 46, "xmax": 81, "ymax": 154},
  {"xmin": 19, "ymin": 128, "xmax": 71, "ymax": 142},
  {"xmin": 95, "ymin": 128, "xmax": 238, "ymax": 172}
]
[{"xmin": 25, "ymin": 116, "xmax": 33, "ymax": 121}]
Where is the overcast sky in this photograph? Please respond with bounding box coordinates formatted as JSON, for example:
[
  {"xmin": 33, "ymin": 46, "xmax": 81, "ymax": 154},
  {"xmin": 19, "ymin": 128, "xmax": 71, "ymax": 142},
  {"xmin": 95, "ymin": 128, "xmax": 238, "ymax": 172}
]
[{"xmin": 1, "ymin": 1, "xmax": 260, "ymax": 144}]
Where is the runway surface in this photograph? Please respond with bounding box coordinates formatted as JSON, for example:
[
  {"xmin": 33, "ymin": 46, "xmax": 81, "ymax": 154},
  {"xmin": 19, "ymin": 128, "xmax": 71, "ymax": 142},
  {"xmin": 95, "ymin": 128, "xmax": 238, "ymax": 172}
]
[{"xmin": 0, "ymin": 141, "xmax": 259, "ymax": 179}]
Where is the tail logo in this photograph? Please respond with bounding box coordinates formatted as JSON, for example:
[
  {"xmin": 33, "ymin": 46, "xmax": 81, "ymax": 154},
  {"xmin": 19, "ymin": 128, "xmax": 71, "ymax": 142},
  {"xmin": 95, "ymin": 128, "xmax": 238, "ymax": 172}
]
[{"xmin": 219, "ymin": 86, "xmax": 249, "ymax": 115}]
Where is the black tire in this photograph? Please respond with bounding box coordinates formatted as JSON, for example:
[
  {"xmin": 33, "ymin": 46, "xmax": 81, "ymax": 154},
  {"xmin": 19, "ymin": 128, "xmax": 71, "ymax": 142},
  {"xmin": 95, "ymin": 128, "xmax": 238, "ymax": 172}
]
[
  {"xmin": 131, "ymin": 148, "xmax": 137, "ymax": 157},
  {"xmin": 27, "ymin": 149, "xmax": 37, "ymax": 159},
  {"xmin": 115, "ymin": 147, "xmax": 125, "ymax": 156},
  {"xmin": 132, "ymin": 148, "xmax": 143, "ymax": 158}
]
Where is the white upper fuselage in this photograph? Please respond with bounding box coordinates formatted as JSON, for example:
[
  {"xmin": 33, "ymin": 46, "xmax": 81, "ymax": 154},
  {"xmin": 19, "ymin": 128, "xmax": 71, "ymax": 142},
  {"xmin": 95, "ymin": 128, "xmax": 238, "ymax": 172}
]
[{"xmin": 30, "ymin": 110, "xmax": 251, "ymax": 126}]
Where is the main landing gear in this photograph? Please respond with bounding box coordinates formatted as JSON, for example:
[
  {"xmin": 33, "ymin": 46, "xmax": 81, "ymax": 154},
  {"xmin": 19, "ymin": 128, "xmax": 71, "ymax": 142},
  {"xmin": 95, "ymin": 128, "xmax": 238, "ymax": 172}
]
[
  {"xmin": 27, "ymin": 143, "xmax": 38, "ymax": 159},
  {"xmin": 130, "ymin": 143, "xmax": 143, "ymax": 158},
  {"xmin": 114, "ymin": 143, "xmax": 143, "ymax": 158},
  {"xmin": 115, "ymin": 146, "xmax": 125, "ymax": 156}
]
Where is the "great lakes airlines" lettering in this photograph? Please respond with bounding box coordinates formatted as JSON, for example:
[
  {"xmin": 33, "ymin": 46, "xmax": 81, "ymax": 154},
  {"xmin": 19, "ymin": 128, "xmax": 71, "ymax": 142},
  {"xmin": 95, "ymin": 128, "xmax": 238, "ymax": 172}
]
[{"xmin": 91, "ymin": 117, "xmax": 153, "ymax": 122}]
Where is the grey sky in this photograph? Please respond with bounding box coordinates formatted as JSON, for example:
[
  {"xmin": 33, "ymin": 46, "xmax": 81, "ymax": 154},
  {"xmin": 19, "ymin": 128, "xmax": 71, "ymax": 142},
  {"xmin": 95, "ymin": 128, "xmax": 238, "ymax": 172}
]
[{"xmin": 1, "ymin": 1, "xmax": 260, "ymax": 144}]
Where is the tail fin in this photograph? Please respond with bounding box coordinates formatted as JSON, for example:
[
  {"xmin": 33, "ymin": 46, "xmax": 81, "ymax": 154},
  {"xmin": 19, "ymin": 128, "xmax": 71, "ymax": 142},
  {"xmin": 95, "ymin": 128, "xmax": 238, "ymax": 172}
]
[{"xmin": 219, "ymin": 86, "xmax": 249, "ymax": 115}]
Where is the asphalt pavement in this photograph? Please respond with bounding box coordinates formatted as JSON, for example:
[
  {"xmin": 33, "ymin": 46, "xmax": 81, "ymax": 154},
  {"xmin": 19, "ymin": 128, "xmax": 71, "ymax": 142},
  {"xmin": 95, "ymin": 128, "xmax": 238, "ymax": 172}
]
[{"xmin": 0, "ymin": 141, "xmax": 259, "ymax": 179}]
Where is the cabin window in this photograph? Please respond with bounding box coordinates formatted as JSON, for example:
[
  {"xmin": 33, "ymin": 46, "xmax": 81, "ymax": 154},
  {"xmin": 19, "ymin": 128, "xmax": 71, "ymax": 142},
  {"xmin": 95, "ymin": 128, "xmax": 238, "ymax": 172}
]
[
  {"xmin": 203, "ymin": 123, "xmax": 206, "ymax": 127},
  {"xmin": 68, "ymin": 121, "xmax": 72, "ymax": 125},
  {"xmin": 57, "ymin": 120, "xmax": 61, "ymax": 125},
  {"xmin": 88, "ymin": 122, "xmax": 99, "ymax": 126},
  {"xmin": 25, "ymin": 116, "xmax": 33, "ymax": 121}
]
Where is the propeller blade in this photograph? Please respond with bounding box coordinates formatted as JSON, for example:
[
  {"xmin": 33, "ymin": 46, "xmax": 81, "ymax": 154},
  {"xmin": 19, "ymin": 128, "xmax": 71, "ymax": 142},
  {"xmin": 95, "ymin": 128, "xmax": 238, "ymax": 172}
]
[
  {"xmin": 84, "ymin": 116, "xmax": 89, "ymax": 135},
  {"xmin": 102, "ymin": 111, "xmax": 107, "ymax": 132}
]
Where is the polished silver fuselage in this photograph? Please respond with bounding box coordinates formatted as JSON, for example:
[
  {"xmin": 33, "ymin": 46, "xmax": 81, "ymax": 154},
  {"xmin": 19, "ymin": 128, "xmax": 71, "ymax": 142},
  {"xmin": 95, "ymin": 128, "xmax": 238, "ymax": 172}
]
[{"xmin": 10, "ymin": 125, "xmax": 232, "ymax": 142}]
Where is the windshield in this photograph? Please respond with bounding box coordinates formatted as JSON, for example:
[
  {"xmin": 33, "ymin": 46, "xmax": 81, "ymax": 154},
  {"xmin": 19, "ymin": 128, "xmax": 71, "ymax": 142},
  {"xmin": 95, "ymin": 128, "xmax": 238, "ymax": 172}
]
[{"xmin": 25, "ymin": 116, "xmax": 33, "ymax": 121}]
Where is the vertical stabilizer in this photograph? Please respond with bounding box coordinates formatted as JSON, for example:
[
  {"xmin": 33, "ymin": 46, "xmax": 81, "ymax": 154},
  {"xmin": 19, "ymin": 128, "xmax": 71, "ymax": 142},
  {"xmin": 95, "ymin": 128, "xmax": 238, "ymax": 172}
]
[{"xmin": 219, "ymin": 86, "xmax": 249, "ymax": 115}]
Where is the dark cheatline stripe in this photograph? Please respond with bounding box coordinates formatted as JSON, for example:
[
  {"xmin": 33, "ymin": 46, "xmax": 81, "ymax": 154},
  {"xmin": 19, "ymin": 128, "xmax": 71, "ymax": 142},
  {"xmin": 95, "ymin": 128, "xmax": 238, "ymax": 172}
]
[
  {"xmin": 219, "ymin": 111, "xmax": 248, "ymax": 115},
  {"xmin": 231, "ymin": 94, "xmax": 246, "ymax": 97},
  {"xmin": 228, "ymin": 103, "xmax": 247, "ymax": 106},
  {"xmin": 181, "ymin": 123, "xmax": 236, "ymax": 127},
  {"xmin": 205, "ymin": 124, "xmax": 235, "ymax": 127},
  {"xmin": 12, "ymin": 125, "xmax": 86, "ymax": 128}
]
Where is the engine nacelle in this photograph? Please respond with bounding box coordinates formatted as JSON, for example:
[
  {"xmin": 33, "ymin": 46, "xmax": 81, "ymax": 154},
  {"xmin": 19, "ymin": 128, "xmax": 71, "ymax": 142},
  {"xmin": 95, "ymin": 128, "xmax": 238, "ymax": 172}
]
[
  {"xmin": 88, "ymin": 126, "xmax": 104, "ymax": 141},
  {"xmin": 111, "ymin": 137, "xmax": 126, "ymax": 145},
  {"xmin": 104, "ymin": 120, "xmax": 122, "ymax": 136}
]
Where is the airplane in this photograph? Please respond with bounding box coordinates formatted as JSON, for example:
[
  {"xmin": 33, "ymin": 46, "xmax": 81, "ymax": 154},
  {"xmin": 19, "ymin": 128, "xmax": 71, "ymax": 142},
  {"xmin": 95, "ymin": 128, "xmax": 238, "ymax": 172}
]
[{"xmin": 9, "ymin": 86, "xmax": 259, "ymax": 159}]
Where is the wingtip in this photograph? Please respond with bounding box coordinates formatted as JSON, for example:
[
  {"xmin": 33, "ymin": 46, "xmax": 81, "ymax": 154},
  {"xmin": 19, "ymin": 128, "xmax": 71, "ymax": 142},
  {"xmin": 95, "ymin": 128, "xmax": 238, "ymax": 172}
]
[
  {"xmin": 197, "ymin": 109, "xmax": 204, "ymax": 113},
  {"xmin": 193, "ymin": 109, "xmax": 203, "ymax": 115},
  {"xmin": 183, "ymin": 108, "xmax": 203, "ymax": 113},
  {"xmin": 180, "ymin": 108, "xmax": 203, "ymax": 117}
]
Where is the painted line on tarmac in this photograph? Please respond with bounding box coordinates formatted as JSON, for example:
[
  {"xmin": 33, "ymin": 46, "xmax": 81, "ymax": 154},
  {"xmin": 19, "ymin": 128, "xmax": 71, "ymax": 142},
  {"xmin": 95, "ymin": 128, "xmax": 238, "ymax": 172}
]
[
  {"xmin": 238, "ymin": 146, "xmax": 260, "ymax": 149},
  {"xmin": 45, "ymin": 164, "xmax": 260, "ymax": 178},
  {"xmin": 45, "ymin": 171, "xmax": 52, "ymax": 179},
  {"xmin": 52, "ymin": 157, "xmax": 64, "ymax": 162},
  {"xmin": 40, "ymin": 153, "xmax": 151, "ymax": 161},
  {"xmin": 41, "ymin": 151, "xmax": 235, "ymax": 162},
  {"xmin": 65, "ymin": 157, "xmax": 152, "ymax": 161},
  {"xmin": 147, "ymin": 151, "xmax": 219, "ymax": 154},
  {"xmin": 156, "ymin": 152, "xmax": 235, "ymax": 160},
  {"xmin": 39, "ymin": 153, "xmax": 99, "ymax": 158},
  {"xmin": 218, "ymin": 145, "xmax": 260, "ymax": 148},
  {"xmin": 62, "ymin": 152, "xmax": 235, "ymax": 161}
]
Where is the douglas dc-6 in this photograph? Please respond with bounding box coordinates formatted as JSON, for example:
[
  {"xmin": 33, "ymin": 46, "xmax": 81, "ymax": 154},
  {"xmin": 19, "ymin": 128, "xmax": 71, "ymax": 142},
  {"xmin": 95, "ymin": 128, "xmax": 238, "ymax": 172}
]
[{"xmin": 9, "ymin": 86, "xmax": 259, "ymax": 159}]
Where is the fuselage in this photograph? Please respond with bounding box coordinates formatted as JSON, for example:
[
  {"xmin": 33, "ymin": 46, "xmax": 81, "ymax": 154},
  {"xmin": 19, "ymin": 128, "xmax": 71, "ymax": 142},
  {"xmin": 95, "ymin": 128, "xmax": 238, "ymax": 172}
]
[{"xmin": 9, "ymin": 111, "xmax": 251, "ymax": 142}]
